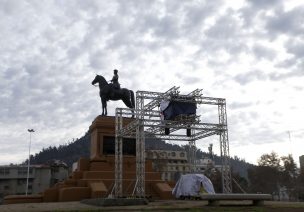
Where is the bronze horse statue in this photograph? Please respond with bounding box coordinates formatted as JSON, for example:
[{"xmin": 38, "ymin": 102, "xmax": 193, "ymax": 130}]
[{"xmin": 92, "ymin": 74, "xmax": 135, "ymax": 117}]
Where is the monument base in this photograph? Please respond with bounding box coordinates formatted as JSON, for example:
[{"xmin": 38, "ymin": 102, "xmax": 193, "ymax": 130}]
[{"xmin": 3, "ymin": 116, "xmax": 174, "ymax": 204}]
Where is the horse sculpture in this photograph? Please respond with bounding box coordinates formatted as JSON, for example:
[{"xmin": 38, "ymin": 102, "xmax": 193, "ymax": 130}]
[{"xmin": 92, "ymin": 74, "xmax": 135, "ymax": 117}]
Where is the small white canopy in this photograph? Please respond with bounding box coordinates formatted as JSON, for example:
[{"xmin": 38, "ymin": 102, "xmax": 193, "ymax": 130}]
[{"xmin": 172, "ymin": 174, "xmax": 215, "ymax": 198}]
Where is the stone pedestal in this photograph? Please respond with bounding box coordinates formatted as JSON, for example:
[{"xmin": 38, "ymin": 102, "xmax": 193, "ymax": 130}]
[
  {"xmin": 3, "ymin": 116, "xmax": 173, "ymax": 204},
  {"xmin": 89, "ymin": 116, "xmax": 134, "ymax": 160}
]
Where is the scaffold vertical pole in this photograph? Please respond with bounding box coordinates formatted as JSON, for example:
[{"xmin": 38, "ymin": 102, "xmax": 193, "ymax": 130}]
[
  {"xmin": 188, "ymin": 139, "xmax": 196, "ymax": 172},
  {"xmin": 135, "ymin": 92, "xmax": 145, "ymax": 197},
  {"xmin": 218, "ymin": 99, "xmax": 232, "ymax": 193},
  {"xmin": 115, "ymin": 108, "xmax": 123, "ymax": 197}
]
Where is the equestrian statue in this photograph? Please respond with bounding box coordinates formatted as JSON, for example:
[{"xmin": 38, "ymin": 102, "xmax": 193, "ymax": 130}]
[{"xmin": 92, "ymin": 69, "xmax": 135, "ymax": 117}]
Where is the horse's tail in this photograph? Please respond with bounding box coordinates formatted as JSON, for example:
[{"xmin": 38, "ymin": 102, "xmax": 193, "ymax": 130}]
[{"xmin": 130, "ymin": 90, "xmax": 135, "ymax": 109}]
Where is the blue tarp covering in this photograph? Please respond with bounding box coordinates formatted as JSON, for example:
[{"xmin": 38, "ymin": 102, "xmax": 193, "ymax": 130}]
[{"xmin": 163, "ymin": 100, "xmax": 196, "ymax": 120}]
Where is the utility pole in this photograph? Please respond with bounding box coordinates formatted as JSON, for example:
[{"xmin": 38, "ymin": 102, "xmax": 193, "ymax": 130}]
[{"xmin": 26, "ymin": 129, "xmax": 34, "ymax": 195}]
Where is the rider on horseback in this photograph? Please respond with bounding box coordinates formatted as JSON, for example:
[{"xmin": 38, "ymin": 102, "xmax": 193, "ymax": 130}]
[
  {"xmin": 92, "ymin": 73, "xmax": 134, "ymax": 117},
  {"xmin": 110, "ymin": 69, "xmax": 120, "ymax": 89}
]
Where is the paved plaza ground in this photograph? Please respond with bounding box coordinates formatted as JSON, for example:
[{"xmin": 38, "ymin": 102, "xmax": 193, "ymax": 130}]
[{"xmin": 1, "ymin": 200, "xmax": 304, "ymax": 212}]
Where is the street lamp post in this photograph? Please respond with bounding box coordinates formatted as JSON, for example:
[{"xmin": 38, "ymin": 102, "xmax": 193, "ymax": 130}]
[{"xmin": 26, "ymin": 129, "xmax": 34, "ymax": 195}]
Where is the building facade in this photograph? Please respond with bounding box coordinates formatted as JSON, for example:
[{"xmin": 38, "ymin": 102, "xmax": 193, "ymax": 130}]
[
  {"xmin": 194, "ymin": 158, "xmax": 215, "ymax": 173},
  {"xmin": 145, "ymin": 150, "xmax": 214, "ymax": 181},
  {"xmin": 0, "ymin": 162, "xmax": 68, "ymax": 197},
  {"xmin": 145, "ymin": 150, "xmax": 189, "ymax": 181}
]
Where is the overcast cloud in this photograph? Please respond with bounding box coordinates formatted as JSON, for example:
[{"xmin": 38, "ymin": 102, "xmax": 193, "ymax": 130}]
[{"xmin": 1, "ymin": 0, "xmax": 303, "ymax": 165}]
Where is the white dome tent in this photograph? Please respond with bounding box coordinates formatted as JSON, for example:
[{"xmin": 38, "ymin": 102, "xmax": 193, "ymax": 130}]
[{"xmin": 172, "ymin": 174, "xmax": 215, "ymax": 199}]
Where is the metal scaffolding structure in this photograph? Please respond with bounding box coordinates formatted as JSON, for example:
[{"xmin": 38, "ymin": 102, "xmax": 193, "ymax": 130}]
[{"xmin": 114, "ymin": 87, "xmax": 232, "ymax": 197}]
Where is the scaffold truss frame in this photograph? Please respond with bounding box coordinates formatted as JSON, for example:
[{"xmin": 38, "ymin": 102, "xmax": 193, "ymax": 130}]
[{"xmin": 114, "ymin": 86, "xmax": 232, "ymax": 197}]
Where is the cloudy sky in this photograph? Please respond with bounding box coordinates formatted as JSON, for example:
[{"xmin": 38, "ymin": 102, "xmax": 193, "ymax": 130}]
[{"xmin": 1, "ymin": 0, "xmax": 304, "ymax": 166}]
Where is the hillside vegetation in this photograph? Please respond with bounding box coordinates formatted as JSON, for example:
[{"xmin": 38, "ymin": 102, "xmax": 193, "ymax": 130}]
[{"xmin": 28, "ymin": 132, "xmax": 252, "ymax": 179}]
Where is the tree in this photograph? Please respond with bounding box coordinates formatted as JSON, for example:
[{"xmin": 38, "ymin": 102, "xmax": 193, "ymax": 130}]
[
  {"xmin": 248, "ymin": 165, "xmax": 279, "ymax": 194},
  {"xmin": 297, "ymin": 172, "xmax": 304, "ymax": 201},
  {"xmin": 249, "ymin": 152, "xmax": 282, "ymax": 196},
  {"xmin": 281, "ymin": 154, "xmax": 298, "ymax": 200},
  {"xmin": 248, "ymin": 152, "xmax": 302, "ymax": 200},
  {"xmin": 281, "ymin": 154, "xmax": 298, "ymax": 179},
  {"xmin": 258, "ymin": 151, "xmax": 281, "ymax": 170}
]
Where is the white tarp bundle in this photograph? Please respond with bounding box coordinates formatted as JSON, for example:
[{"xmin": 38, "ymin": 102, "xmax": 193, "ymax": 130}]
[{"xmin": 172, "ymin": 174, "xmax": 215, "ymax": 198}]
